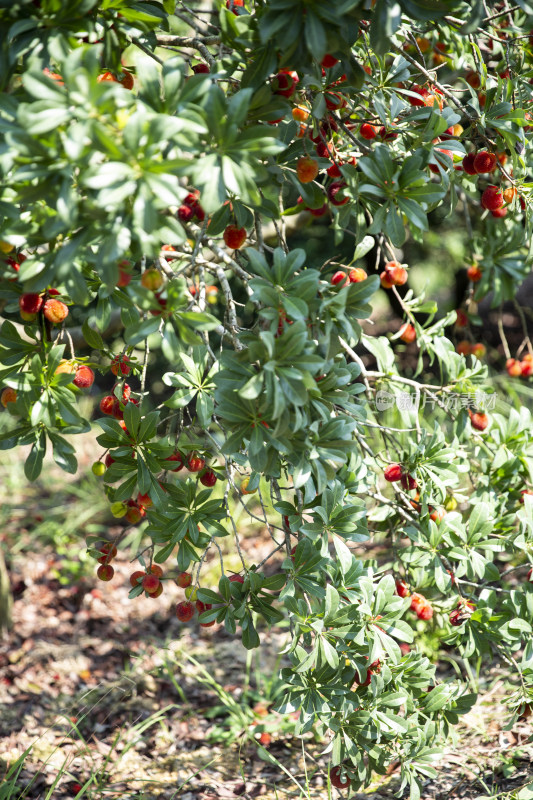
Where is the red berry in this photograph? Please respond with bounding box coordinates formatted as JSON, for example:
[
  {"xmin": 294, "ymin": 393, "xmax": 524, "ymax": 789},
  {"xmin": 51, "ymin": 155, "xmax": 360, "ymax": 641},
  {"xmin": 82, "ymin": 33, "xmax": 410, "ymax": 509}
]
[
  {"xmin": 166, "ymin": 452, "xmax": 184, "ymax": 471},
  {"xmin": 399, "ymin": 323, "xmax": 416, "ymax": 344},
  {"xmin": 97, "ymin": 564, "xmax": 114, "ymax": 581},
  {"xmin": 360, "ymin": 123, "xmax": 378, "ymax": 140},
  {"xmin": 130, "ymin": 570, "xmax": 145, "ymax": 587},
  {"xmin": 481, "ymin": 186, "xmax": 504, "ymax": 211},
  {"xmin": 176, "ymin": 600, "xmax": 195, "ymax": 621},
  {"xmin": 176, "ymin": 572, "xmax": 192, "ymax": 588},
  {"xmin": 187, "ymin": 453, "xmax": 206, "ymax": 473},
  {"xmin": 315, "ymin": 140, "xmax": 334, "ymax": 159},
  {"xmin": 19, "ymin": 293, "xmax": 43, "ymax": 314},
  {"xmin": 462, "ymin": 153, "xmax": 477, "ymax": 175},
  {"xmin": 469, "ymin": 410, "xmax": 489, "ymax": 431},
  {"xmin": 73, "ymin": 366, "xmax": 95, "ymax": 389},
  {"xmin": 384, "ymin": 463, "xmax": 402, "ymax": 482},
  {"xmin": 331, "ymin": 271, "xmax": 349, "ymax": 286},
  {"xmin": 271, "ymin": 69, "xmax": 299, "ymax": 98},
  {"xmin": 400, "ymin": 472, "xmax": 417, "ymax": 490},
  {"xmin": 200, "ymin": 468, "xmax": 217, "ymax": 487},
  {"xmin": 142, "ymin": 574, "xmax": 160, "ymax": 594},
  {"xmin": 466, "ymin": 264, "xmax": 482, "ymax": 282},
  {"xmin": 99, "ymin": 395, "xmax": 115, "ymax": 415},
  {"xmin": 396, "ymin": 580, "xmax": 410, "ymax": 598},
  {"xmin": 417, "ymin": 602, "xmax": 433, "ymax": 620},
  {"xmin": 223, "ymin": 225, "xmax": 247, "ymax": 250},
  {"xmin": 330, "ymin": 765, "xmax": 350, "ymax": 789},
  {"xmin": 327, "ymin": 181, "xmax": 349, "ymax": 206},
  {"xmin": 229, "ymin": 574, "xmax": 244, "ymax": 584},
  {"xmin": 97, "ymin": 542, "xmax": 117, "ymax": 564},
  {"xmin": 111, "ymin": 355, "xmax": 131, "ymax": 376},
  {"xmin": 192, "ymin": 63, "xmax": 210, "ymax": 74},
  {"xmin": 226, "ymin": 0, "xmax": 244, "ymax": 11},
  {"xmin": 321, "ymin": 54, "xmax": 339, "ymax": 68},
  {"xmin": 507, "ymin": 358, "xmax": 523, "ymax": 377},
  {"xmin": 473, "ymin": 151, "xmax": 497, "ymax": 174},
  {"xmin": 410, "ymin": 592, "xmax": 425, "ymax": 612}
]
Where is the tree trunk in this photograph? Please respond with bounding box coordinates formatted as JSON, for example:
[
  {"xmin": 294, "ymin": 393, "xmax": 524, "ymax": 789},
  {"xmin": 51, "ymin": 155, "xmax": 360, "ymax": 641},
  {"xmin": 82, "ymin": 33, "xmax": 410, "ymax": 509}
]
[{"xmin": 0, "ymin": 547, "xmax": 12, "ymax": 635}]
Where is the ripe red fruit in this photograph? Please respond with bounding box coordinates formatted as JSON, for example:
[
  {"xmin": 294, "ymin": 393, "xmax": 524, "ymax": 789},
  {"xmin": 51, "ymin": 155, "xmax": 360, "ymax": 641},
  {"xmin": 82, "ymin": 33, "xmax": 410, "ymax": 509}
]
[
  {"xmin": 19, "ymin": 293, "xmax": 43, "ymax": 314},
  {"xmin": 455, "ymin": 309, "xmax": 468, "ymax": 327},
  {"xmin": 137, "ymin": 492, "xmax": 153, "ymax": 508},
  {"xmin": 97, "ymin": 564, "xmax": 114, "ymax": 581},
  {"xmin": 481, "ymin": 186, "xmax": 504, "ymax": 211},
  {"xmin": 491, "ymin": 207, "xmax": 507, "ymax": 218},
  {"xmin": 330, "ymin": 765, "xmax": 350, "ymax": 789},
  {"xmin": 399, "ymin": 323, "xmax": 416, "ymax": 344},
  {"xmin": 178, "ymin": 204, "xmax": 194, "ymax": 222},
  {"xmin": 73, "ymin": 366, "xmax": 95, "ymax": 389},
  {"xmin": 195, "ymin": 600, "xmax": 212, "ymax": 614},
  {"xmin": 384, "ymin": 261, "xmax": 408, "ymax": 286},
  {"xmin": 166, "ymin": 452, "xmax": 184, "ymax": 471},
  {"xmin": 104, "ymin": 454, "xmax": 115, "ymax": 468},
  {"xmin": 111, "ymin": 355, "xmax": 131, "ymax": 376},
  {"xmin": 192, "ymin": 63, "xmax": 209, "ymax": 74},
  {"xmin": 417, "ymin": 602, "xmax": 434, "ymax": 620},
  {"xmin": 43, "ymin": 298, "xmax": 69, "ymax": 323},
  {"xmin": 473, "ymin": 151, "xmax": 497, "ymax": 174},
  {"xmin": 521, "ymin": 359, "xmax": 533, "ymax": 377},
  {"xmin": 331, "ymin": 271, "xmax": 349, "ymax": 286},
  {"xmin": 99, "ymin": 395, "xmax": 115, "ymax": 415},
  {"xmin": 449, "ymin": 608, "xmax": 462, "ymax": 626},
  {"xmin": 117, "ymin": 264, "xmax": 132, "ymax": 287},
  {"xmin": 176, "ymin": 572, "xmax": 192, "ymax": 588},
  {"xmin": 380, "ymin": 271, "xmax": 394, "ymax": 289},
  {"xmin": 176, "ymin": 600, "xmax": 195, "ymax": 621},
  {"xmin": 321, "ymin": 53, "xmax": 339, "ymax": 68},
  {"xmin": 315, "ymin": 140, "xmax": 334, "ymax": 158},
  {"xmin": 97, "ymin": 71, "xmax": 134, "ymax": 90},
  {"xmin": 223, "ymin": 225, "xmax": 247, "ymax": 250},
  {"xmin": 142, "ymin": 574, "xmax": 160, "ymax": 594},
  {"xmin": 226, "ymin": 0, "xmax": 244, "ymax": 11},
  {"xmin": 507, "ymin": 358, "xmax": 523, "ymax": 377},
  {"xmin": 349, "ymin": 267, "xmax": 367, "ymax": 283},
  {"xmin": 466, "ymin": 264, "xmax": 482, "ymax": 282},
  {"xmin": 400, "ymin": 472, "xmax": 417, "ymax": 490},
  {"xmin": 384, "ymin": 463, "xmax": 402, "ymax": 482},
  {"xmin": 324, "ymin": 91, "xmax": 346, "ymax": 111},
  {"xmin": 410, "ymin": 592, "xmax": 426, "ymax": 612},
  {"xmin": 396, "ymin": 580, "xmax": 410, "ymax": 598},
  {"xmin": 187, "ymin": 453, "xmax": 206, "ymax": 473},
  {"xmin": 148, "ymin": 564, "xmax": 163, "ymax": 578},
  {"xmin": 97, "ymin": 543, "xmax": 117, "ymax": 564},
  {"xmin": 125, "ymin": 500, "xmax": 145, "ymax": 524},
  {"xmin": 229, "ymin": 574, "xmax": 244, "ymax": 584},
  {"xmin": 271, "ymin": 69, "xmax": 299, "ymax": 98},
  {"xmin": 470, "ymin": 410, "xmax": 488, "ymax": 431},
  {"xmin": 327, "ymin": 181, "xmax": 349, "ymax": 206},
  {"xmin": 200, "ymin": 468, "xmax": 217, "ymax": 487},
  {"xmin": 462, "ymin": 153, "xmax": 477, "ymax": 175},
  {"xmin": 296, "ymin": 156, "xmax": 319, "ymax": 183},
  {"xmin": 360, "ymin": 122, "xmax": 378, "ymax": 140},
  {"xmin": 409, "ymin": 84, "xmax": 443, "ymax": 110},
  {"xmin": 327, "ymin": 162, "xmax": 342, "ymax": 178},
  {"xmin": 129, "ymin": 571, "xmax": 145, "ymax": 587},
  {"xmin": 456, "ymin": 340, "xmax": 472, "ymax": 356}
]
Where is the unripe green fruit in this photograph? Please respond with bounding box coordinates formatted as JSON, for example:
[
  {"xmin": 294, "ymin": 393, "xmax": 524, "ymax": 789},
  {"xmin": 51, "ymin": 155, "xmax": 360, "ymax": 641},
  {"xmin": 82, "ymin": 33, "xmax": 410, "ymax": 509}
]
[
  {"xmin": 92, "ymin": 462, "xmax": 106, "ymax": 476},
  {"xmin": 111, "ymin": 501, "xmax": 128, "ymax": 518}
]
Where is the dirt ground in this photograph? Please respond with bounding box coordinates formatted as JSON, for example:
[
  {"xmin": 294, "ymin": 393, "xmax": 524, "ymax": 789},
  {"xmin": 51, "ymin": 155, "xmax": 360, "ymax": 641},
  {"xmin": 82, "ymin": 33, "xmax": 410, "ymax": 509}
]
[{"xmin": 0, "ymin": 440, "xmax": 532, "ymax": 800}]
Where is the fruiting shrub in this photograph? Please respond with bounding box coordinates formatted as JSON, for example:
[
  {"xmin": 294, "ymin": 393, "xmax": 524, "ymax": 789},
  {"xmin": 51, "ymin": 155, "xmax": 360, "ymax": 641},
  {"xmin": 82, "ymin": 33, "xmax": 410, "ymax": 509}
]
[{"xmin": 2, "ymin": 3, "xmax": 533, "ymax": 797}]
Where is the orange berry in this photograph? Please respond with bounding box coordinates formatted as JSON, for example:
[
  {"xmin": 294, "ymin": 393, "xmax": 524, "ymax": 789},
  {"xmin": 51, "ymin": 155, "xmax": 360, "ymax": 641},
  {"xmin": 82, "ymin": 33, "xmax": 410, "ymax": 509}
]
[{"xmin": 296, "ymin": 155, "xmax": 319, "ymax": 183}]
